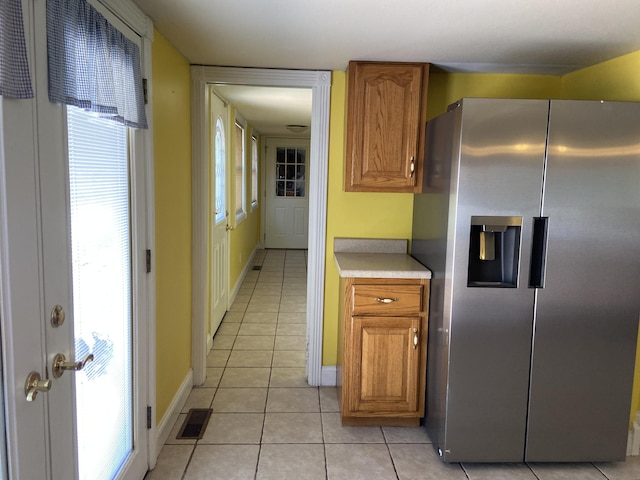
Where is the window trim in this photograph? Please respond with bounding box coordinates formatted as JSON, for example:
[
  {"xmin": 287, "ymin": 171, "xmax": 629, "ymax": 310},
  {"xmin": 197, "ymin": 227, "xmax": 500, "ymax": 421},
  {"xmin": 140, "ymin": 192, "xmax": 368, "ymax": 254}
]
[{"xmin": 233, "ymin": 118, "xmax": 246, "ymax": 224}]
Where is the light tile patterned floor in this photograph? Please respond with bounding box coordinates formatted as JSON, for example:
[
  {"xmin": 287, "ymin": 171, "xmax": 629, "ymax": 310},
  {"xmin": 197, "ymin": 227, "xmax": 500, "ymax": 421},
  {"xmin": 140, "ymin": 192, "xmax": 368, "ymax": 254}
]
[{"xmin": 146, "ymin": 249, "xmax": 640, "ymax": 480}]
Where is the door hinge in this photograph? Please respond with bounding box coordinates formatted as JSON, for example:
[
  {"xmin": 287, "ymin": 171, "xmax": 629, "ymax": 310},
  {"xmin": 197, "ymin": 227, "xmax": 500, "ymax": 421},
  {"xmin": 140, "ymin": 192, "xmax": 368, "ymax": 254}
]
[
  {"xmin": 146, "ymin": 249, "xmax": 152, "ymax": 273},
  {"xmin": 147, "ymin": 406, "xmax": 152, "ymax": 429},
  {"xmin": 142, "ymin": 78, "xmax": 148, "ymax": 105}
]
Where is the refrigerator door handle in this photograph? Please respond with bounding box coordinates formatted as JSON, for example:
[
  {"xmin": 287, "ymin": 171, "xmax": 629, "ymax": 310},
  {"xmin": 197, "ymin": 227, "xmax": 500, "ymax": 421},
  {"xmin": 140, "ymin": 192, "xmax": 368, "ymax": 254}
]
[{"xmin": 529, "ymin": 217, "xmax": 549, "ymax": 288}]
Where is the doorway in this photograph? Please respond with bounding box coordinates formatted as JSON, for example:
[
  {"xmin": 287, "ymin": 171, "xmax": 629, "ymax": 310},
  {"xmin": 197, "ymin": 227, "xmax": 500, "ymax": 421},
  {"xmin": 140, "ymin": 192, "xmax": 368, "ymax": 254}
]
[{"xmin": 191, "ymin": 67, "xmax": 331, "ymax": 387}]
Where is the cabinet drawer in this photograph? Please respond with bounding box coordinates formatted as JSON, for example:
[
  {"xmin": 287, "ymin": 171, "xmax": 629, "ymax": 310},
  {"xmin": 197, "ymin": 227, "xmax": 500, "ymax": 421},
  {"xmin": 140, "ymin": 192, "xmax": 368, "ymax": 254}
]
[{"xmin": 352, "ymin": 284, "xmax": 423, "ymax": 315}]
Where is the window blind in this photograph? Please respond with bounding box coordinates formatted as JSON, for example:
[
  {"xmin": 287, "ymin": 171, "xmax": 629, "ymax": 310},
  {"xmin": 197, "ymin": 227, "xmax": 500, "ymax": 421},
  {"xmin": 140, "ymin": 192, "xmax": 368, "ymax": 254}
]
[{"xmin": 67, "ymin": 106, "xmax": 133, "ymax": 479}]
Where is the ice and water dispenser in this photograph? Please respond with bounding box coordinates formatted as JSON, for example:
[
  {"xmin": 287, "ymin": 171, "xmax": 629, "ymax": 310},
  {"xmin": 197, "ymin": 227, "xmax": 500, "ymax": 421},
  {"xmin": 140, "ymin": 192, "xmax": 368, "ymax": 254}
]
[{"xmin": 467, "ymin": 216, "xmax": 522, "ymax": 288}]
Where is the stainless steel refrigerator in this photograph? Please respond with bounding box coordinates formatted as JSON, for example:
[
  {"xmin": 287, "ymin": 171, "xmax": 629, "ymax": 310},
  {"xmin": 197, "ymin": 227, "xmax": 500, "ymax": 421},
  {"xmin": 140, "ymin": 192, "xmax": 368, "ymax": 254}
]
[{"xmin": 411, "ymin": 98, "xmax": 640, "ymax": 463}]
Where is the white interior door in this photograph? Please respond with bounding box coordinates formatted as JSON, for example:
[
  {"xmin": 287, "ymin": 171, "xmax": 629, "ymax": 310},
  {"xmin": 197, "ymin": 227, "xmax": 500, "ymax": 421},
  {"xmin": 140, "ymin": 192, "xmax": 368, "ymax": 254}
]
[
  {"xmin": 264, "ymin": 137, "xmax": 310, "ymax": 249},
  {"xmin": 0, "ymin": 1, "xmax": 150, "ymax": 478},
  {"xmin": 210, "ymin": 91, "xmax": 230, "ymax": 337}
]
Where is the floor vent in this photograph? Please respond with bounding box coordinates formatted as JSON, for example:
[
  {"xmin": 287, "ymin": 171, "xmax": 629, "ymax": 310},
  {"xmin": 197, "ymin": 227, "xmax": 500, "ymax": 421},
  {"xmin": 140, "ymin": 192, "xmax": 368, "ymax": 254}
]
[
  {"xmin": 176, "ymin": 408, "xmax": 212, "ymax": 440},
  {"xmin": 252, "ymin": 265, "xmax": 262, "ymax": 270}
]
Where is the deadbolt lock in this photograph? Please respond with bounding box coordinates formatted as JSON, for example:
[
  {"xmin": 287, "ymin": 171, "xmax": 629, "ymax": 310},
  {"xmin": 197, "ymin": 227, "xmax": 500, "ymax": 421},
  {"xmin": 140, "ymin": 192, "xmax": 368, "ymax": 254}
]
[{"xmin": 50, "ymin": 304, "xmax": 65, "ymax": 327}]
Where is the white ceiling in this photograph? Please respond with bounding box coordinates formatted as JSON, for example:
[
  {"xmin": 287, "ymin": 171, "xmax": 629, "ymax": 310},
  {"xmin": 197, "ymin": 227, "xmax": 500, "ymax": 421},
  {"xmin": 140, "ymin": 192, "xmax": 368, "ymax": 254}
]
[
  {"xmin": 213, "ymin": 85, "xmax": 312, "ymax": 137},
  {"xmin": 133, "ymin": 0, "xmax": 640, "ymax": 134}
]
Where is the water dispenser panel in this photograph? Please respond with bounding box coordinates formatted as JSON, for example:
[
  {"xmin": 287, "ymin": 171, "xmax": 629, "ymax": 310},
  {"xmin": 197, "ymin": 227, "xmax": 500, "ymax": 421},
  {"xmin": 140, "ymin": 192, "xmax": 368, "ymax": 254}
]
[{"xmin": 468, "ymin": 216, "xmax": 522, "ymax": 288}]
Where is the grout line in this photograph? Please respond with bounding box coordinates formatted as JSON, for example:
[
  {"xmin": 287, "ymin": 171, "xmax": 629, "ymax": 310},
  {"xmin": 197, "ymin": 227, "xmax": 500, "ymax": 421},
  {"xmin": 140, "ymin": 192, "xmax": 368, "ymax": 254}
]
[{"xmin": 178, "ymin": 444, "xmax": 197, "ymax": 480}]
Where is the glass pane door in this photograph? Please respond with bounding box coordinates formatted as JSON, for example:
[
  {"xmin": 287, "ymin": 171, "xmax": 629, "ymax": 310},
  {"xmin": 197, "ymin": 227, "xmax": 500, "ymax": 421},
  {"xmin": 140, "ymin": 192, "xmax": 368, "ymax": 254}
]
[
  {"xmin": 67, "ymin": 107, "xmax": 133, "ymax": 480},
  {"xmin": 215, "ymin": 117, "xmax": 226, "ymax": 224}
]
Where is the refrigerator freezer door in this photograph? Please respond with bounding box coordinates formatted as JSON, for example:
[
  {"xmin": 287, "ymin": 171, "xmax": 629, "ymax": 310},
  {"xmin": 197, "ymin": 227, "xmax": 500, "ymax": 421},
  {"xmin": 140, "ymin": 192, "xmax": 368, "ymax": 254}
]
[
  {"xmin": 526, "ymin": 100, "xmax": 640, "ymax": 462},
  {"xmin": 440, "ymin": 98, "xmax": 549, "ymax": 462}
]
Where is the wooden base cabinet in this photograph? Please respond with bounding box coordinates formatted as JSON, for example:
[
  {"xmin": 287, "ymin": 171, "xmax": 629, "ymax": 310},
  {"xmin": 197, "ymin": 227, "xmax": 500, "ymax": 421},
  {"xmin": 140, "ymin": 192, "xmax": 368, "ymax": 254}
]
[{"xmin": 337, "ymin": 277, "xmax": 429, "ymax": 426}]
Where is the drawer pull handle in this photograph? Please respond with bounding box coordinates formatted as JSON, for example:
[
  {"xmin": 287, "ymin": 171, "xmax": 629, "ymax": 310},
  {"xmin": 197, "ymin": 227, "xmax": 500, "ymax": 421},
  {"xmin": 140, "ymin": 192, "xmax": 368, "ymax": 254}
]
[
  {"xmin": 413, "ymin": 328, "xmax": 419, "ymax": 350},
  {"xmin": 375, "ymin": 297, "xmax": 398, "ymax": 304}
]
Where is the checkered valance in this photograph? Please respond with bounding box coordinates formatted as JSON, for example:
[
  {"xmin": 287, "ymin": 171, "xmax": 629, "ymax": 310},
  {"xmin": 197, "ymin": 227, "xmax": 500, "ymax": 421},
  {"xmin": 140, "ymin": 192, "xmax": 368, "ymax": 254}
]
[
  {"xmin": 46, "ymin": 0, "xmax": 148, "ymax": 129},
  {"xmin": 0, "ymin": 0, "xmax": 34, "ymax": 99}
]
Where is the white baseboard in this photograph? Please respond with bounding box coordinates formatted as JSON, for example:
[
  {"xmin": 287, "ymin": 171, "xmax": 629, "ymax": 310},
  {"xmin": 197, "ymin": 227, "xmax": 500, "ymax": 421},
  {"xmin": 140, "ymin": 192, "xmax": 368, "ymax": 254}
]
[
  {"xmin": 155, "ymin": 369, "xmax": 193, "ymax": 449},
  {"xmin": 321, "ymin": 366, "xmax": 337, "ymax": 386},
  {"xmin": 628, "ymin": 412, "xmax": 640, "ymax": 456},
  {"xmin": 229, "ymin": 247, "xmax": 258, "ymax": 306}
]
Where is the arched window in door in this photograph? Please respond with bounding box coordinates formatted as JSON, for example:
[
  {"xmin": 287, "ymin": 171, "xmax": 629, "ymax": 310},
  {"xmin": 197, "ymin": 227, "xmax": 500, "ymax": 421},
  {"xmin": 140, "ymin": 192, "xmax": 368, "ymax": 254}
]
[{"xmin": 214, "ymin": 116, "xmax": 226, "ymax": 224}]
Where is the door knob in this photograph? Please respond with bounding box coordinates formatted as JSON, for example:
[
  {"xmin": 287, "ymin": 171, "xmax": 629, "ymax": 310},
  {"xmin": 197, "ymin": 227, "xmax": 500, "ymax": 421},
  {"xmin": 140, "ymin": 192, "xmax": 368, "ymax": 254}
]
[
  {"xmin": 25, "ymin": 371, "xmax": 52, "ymax": 402},
  {"xmin": 226, "ymin": 225, "xmax": 234, "ymax": 231},
  {"xmin": 52, "ymin": 353, "xmax": 94, "ymax": 378}
]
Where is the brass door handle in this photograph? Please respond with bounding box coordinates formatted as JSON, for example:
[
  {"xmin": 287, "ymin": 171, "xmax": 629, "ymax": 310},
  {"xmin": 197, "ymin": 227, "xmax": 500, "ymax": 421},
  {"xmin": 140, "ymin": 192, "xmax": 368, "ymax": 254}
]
[
  {"xmin": 226, "ymin": 225, "xmax": 234, "ymax": 231},
  {"xmin": 25, "ymin": 371, "xmax": 52, "ymax": 402},
  {"xmin": 52, "ymin": 353, "xmax": 94, "ymax": 378}
]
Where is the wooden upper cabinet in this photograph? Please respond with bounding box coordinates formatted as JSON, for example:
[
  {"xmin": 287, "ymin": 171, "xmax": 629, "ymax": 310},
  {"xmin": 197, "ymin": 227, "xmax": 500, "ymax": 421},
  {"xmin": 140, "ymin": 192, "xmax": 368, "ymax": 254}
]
[{"xmin": 345, "ymin": 61, "xmax": 429, "ymax": 193}]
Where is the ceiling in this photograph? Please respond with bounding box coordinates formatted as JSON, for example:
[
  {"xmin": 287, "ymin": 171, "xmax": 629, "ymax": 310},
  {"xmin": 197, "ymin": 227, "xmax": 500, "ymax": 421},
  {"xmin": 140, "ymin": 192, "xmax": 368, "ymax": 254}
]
[
  {"xmin": 213, "ymin": 85, "xmax": 312, "ymax": 137},
  {"xmin": 132, "ymin": 0, "xmax": 640, "ymax": 134}
]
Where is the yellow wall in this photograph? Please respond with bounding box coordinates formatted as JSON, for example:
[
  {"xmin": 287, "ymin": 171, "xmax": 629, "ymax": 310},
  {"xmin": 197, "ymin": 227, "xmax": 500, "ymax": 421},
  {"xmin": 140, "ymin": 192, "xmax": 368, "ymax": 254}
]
[
  {"xmin": 427, "ymin": 71, "xmax": 561, "ymax": 118},
  {"xmin": 561, "ymin": 50, "xmax": 640, "ymax": 101},
  {"xmin": 152, "ymin": 30, "xmax": 192, "ymax": 422},
  {"xmin": 228, "ymin": 119, "xmax": 262, "ymax": 291}
]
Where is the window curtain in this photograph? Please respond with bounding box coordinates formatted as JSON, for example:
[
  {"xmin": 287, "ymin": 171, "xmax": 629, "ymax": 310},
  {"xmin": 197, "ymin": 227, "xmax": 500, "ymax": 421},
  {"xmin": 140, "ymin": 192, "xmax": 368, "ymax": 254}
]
[
  {"xmin": 46, "ymin": 0, "xmax": 148, "ymax": 129},
  {"xmin": 0, "ymin": 0, "xmax": 34, "ymax": 99}
]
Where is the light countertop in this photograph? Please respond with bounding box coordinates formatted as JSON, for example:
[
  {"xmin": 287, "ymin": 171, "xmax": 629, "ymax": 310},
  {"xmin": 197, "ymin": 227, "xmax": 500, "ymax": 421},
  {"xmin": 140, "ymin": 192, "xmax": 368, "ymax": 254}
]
[{"xmin": 333, "ymin": 238, "xmax": 431, "ymax": 279}]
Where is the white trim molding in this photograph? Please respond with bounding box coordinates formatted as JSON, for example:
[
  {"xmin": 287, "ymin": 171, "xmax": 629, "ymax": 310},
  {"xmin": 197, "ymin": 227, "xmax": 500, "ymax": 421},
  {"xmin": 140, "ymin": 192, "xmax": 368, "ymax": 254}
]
[
  {"xmin": 191, "ymin": 66, "xmax": 331, "ymax": 387},
  {"xmin": 628, "ymin": 412, "xmax": 640, "ymax": 456},
  {"xmin": 155, "ymin": 369, "xmax": 193, "ymax": 449},
  {"xmin": 94, "ymin": 0, "xmax": 154, "ymax": 39},
  {"xmin": 321, "ymin": 366, "xmax": 337, "ymax": 387}
]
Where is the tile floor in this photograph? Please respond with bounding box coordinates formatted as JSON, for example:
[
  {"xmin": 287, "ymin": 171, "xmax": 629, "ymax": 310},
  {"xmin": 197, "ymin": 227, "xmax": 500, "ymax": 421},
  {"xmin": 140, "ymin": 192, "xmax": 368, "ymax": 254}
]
[{"xmin": 146, "ymin": 249, "xmax": 640, "ymax": 480}]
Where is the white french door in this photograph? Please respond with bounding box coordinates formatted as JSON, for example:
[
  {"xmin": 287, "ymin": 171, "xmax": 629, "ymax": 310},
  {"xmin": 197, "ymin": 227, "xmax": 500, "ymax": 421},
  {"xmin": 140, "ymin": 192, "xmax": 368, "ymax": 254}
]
[{"xmin": 0, "ymin": 1, "xmax": 152, "ymax": 479}]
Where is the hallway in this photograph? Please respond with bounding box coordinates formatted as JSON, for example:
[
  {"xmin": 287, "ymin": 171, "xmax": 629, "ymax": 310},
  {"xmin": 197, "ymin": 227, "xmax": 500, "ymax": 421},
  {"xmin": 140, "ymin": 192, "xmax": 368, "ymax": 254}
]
[{"xmin": 146, "ymin": 249, "xmax": 640, "ymax": 480}]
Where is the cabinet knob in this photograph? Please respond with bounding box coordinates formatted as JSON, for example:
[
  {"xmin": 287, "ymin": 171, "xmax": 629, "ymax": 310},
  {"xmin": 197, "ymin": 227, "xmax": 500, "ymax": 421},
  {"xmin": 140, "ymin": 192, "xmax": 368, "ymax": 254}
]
[
  {"xmin": 413, "ymin": 328, "xmax": 419, "ymax": 350},
  {"xmin": 410, "ymin": 156, "xmax": 415, "ymax": 178}
]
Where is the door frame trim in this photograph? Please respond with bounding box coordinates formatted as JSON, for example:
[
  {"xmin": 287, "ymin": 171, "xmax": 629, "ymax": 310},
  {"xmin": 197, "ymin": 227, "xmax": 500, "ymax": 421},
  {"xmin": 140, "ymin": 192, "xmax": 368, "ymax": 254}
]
[{"xmin": 191, "ymin": 66, "xmax": 331, "ymax": 386}]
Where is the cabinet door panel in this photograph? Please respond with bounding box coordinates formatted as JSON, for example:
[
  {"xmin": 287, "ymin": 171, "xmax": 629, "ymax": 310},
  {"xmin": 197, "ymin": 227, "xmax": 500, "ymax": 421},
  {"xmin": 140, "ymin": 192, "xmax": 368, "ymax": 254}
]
[
  {"xmin": 345, "ymin": 61, "xmax": 428, "ymax": 192},
  {"xmin": 349, "ymin": 316, "xmax": 421, "ymax": 414}
]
